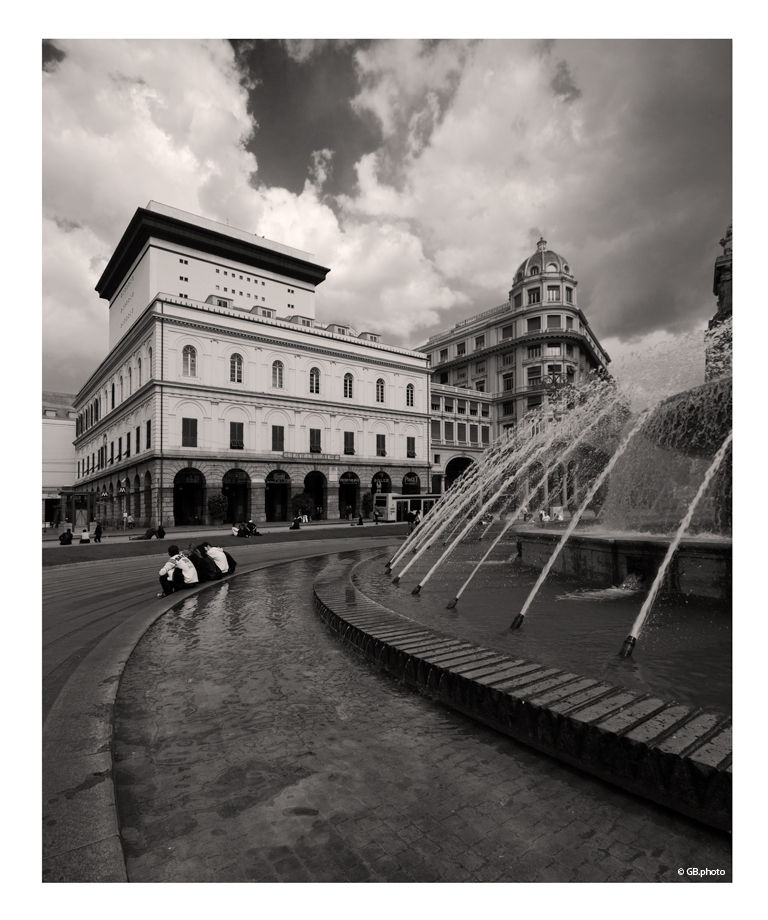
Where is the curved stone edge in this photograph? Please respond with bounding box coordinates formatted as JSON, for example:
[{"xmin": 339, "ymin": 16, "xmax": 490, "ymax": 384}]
[
  {"xmin": 313, "ymin": 555, "xmax": 732, "ymax": 833},
  {"xmin": 43, "ymin": 560, "xmax": 284, "ymax": 882}
]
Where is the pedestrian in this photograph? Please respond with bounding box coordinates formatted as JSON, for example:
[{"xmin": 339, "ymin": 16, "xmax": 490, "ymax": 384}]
[
  {"xmin": 127, "ymin": 514, "xmax": 135, "ymax": 529},
  {"xmin": 157, "ymin": 545, "xmax": 199, "ymax": 597},
  {"xmin": 345, "ymin": 504, "xmax": 352, "ymax": 520},
  {"xmin": 79, "ymin": 528, "xmax": 91, "ymax": 544},
  {"xmin": 406, "ymin": 510, "xmax": 416, "ymax": 533},
  {"xmin": 316, "ymin": 506, "xmax": 323, "ymax": 520},
  {"xmin": 199, "ymin": 542, "xmax": 233, "ymax": 577},
  {"xmin": 235, "ymin": 522, "xmax": 250, "ymax": 538},
  {"xmin": 187, "ymin": 545, "xmax": 215, "ymax": 583},
  {"xmin": 246, "ymin": 519, "xmax": 262, "ymax": 536},
  {"xmin": 290, "ymin": 514, "xmax": 302, "ymax": 530},
  {"xmin": 414, "ymin": 510, "xmax": 421, "ymax": 528},
  {"xmin": 59, "ymin": 528, "xmax": 73, "ymax": 546},
  {"xmin": 373, "ymin": 509, "xmax": 380, "ymax": 525},
  {"xmin": 231, "ymin": 523, "xmax": 239, "ymax": 537},
  {"xmin": 357, "ymin": 514, "xmax": 364, "ymax": 526},
  {"xmin": 94, "ymin": 521, "xmax": 102, "ymax": 543}
]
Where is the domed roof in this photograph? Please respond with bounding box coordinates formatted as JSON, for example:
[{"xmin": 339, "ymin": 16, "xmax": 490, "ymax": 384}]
[{"xmin": 514, "ymin": 237, "xmax": 572, "ymax": 281}]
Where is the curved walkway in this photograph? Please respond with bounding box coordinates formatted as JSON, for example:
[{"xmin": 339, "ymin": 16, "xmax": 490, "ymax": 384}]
[{"xmin": 42, "ymin": 534, "xmax": 400, "ymax": 882}]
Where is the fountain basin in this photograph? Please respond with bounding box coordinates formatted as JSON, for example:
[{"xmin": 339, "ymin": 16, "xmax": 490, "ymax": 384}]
[
  {"xmin": 518, "ymin": 529, "xmax": 731, "ymax": 600},
  {"xmin": 314, "ymin": 555, "xmax": 731, "ymax": 832}
]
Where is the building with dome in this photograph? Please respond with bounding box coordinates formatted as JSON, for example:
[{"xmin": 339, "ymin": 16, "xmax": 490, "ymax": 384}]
[
  {"xmin": 71, "ymin": 203, "xmax": 431, "ymax": 527},
  {"xmin": 418, "ymin": 238, "xmax": 611, "ymax": 491}
]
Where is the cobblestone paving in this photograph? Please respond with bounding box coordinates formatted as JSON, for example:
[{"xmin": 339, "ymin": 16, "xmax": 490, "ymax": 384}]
[{"xmin": 114, "ymin": 553, "xmax": 731, "ymax": 882}]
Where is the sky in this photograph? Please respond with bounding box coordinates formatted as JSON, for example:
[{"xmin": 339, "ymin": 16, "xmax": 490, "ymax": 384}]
[{"xmin": 42, "ymin": 38, "xmax": 732, "ymax": 395}]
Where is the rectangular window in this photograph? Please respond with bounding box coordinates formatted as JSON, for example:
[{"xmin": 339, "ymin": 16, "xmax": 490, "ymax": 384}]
[
  {"xmin": 110, "ymin": 442, "xmax": 114, "ymax": 464},
  {"xmin": 548, "ymin": 364, "xmax": 563, "ymax": 376},
  {"xmin": 434, "ymin": 454, "xmax": 441, "ymax": 465},
  {"xmin": 528, "ymin": 289, "xmax": 541, "ymax": 305},
  {"xmin": 481, "ymin": 426, "xmax": 490, "ymax": 444},
  {"xmin": 513, "ymin": 293, "xmax": 522, "ymax": 309},
  {"xmin": 502, "ymin": 352, "xmax": 514, "ymax": 366},
  {"xmin": 503, "ymin": 402, "xmax": 515, "ymax": 416},
  {"xmin": 528, "ymin": 395, "xmax": 543, "ymax": 409},
  {"xmin": 469, "ymin": 402, "xmax": 478, "ymax": 416},
  {"xmin": 547, "ymin": 315, "xmax": 562, "ymax": 328},
  {"xmin": 440, "ymin": 349, "xmax": 448, "ymax": 362},
  {"xmin": 430, "ymin": 420, "xmax": 441, "ymax": 439},
  {"xmin": 310, "ymin": 428, "xmax": 322, "ymax": 453},
  {"xmin": 77, "ymin": 461, "xmax": 81, "ymax": 479},
  {"xmin": 502, "ymin": 324, "xmax": 515, "ymax": 339},
  {"xmin": 527, "ymin": 316, "xmax": 542, "ymax": 334},
  {"xmin": 457, "ymin": 401, "xmax": 466, "ymax": 415},
  {"xmin": 566, "ymin": 288, "xmax": 573, "ymax": 304},
  {"xmin": 475, "ymin": 335, "xmax": 485, "ymax": 349},
  {"xmin": 456, "ymin": 367, "xmax": 467, "ymax": 379},
  {"xmin": 546, "ymin": 343, "xmax": 562, "ymax": 357},
  {"xmin": 475, "ymin": 380, "xmax": 485, "ymax": 392},
  {"xmin": 230, "ymin": 421, "xmax": 244, "ymax": 449},
  {"xmin": 457, "ymin": 342, "xmax": 466, "ymax": 356},
  {"xmin": 475, "ymin": 362, "xmax": 485, "ymax": 373},
  {"xmin": 566, "ymin": 344, "xmax": 574, "ymax": 357},
  {"xmin": 407, "ymin": 436, "xmax": 416, "ymax": 458},
  {"xmin": 181, "ymin": 418, "xmax": 197, "ymax": 448},
  {"xmin": 444, "ymin": 421, "xmax": 454, "ymax": 441},
  {"xmin": 457, "ymin": 423, "xmax": 467, "ymax": 442},
  {"xmin": 117, "ymin": 437, "xmax": 122, "ymax": 461},
  {"xmin": 146, "ymin": 420, "xmax": 151, "ymax": 449},
  {"xmin": 344, "ymin": 431, "xmax": 355, "ymax": 455},
  {"xmin": 503, "ymin": 373, "xmax": 514, "ymax": 391},
  {"xmin": 431, "ymin": 398, "xmax": 440, "ymax": 411},
  {"xmin": 136, "ymin": 426, "xmax": 140, "ymax": 453},
  {"xmin": 444, "ymin": 399, "xmax": 453, "ymax": 412},
  {"xmin": 376, "ymin": 434, "xmax": 386, "ymax": 457},
  {"xmin": 527, "ymin": 345, "xmax": 541, "ymax": 359},
  {"xmin": 439, "ymin": 372, "xmax": 449, "ymax": 384},
  {"xmin": 125, "ymin": 432, "xmax": 131, "ymax": 458},
  {"xmin": 469, "ymin": 425, "xmax": 478, "ymax": 443},
  {"xmin": 566, "ymin": 316, "xmax": 574, "ymax": 328},
  {"xmin": 527, "ymin": 366, "xmax": 542, "ymax": 380},
  {"xmin": 272, "ymin": 426, "xmax": 285, "ymax": 452},
  {"xmin": 547, "ymin": 286, "xmax": 560, "ymax": 302}
]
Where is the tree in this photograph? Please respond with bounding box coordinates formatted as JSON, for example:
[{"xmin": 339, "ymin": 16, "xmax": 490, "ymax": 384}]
[
  {"xmin": 291, "ymin": 492, "xmax": 316, "ymax": 517},
  {"xmin": 207, "ymin": 493, "xmax": 229, "ymax": 521}
]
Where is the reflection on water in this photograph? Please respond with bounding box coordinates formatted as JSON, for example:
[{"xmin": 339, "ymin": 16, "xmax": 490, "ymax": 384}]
[{"xmin": 353, "ymin": 546, "xmax": 731, "ymax": 715}]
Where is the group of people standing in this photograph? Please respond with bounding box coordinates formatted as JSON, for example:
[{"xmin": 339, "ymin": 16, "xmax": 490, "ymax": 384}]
[{"xmin": 158, "ymin": 542, "xmax": 237, "ymax": 597}]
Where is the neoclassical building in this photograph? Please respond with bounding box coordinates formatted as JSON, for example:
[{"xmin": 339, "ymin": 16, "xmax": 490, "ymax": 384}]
[
  {"xmin": 42, "ymin": 392, "xmax": 77, "ymax": 526},
  {"xmin": 419, "ymin": 238, "xmax": 610, "ymax": 492},
  {"xmin": 72, "ymin": 203, "xmax": 431, "ymax": 526}
]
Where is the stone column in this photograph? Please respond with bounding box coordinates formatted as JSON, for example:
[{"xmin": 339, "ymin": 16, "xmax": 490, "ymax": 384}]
[
  {"xmin": 326, "ymin": 484, "xmax": 340, "ymax": 519},
  {"xmin": 251, "ymin": 480, "xmax": 266, "ymax": 523}
]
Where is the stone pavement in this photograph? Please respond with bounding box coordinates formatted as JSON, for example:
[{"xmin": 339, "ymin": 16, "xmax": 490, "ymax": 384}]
[
  {"xmin": 112, "ymin": 554, "xmax": 731, "ymax": 883},
  {"xmin": 42, "ymin": 534, "xmax": 400, "ymax": 881}
]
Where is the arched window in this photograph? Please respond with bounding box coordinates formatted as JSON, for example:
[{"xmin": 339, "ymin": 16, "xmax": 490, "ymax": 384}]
[
  {"xmin": 138, "ymin": 358, "xmax": 142, "ymax": 387},
  {"xmin": 111, "ymin": 383, "xmax": 115, "ymax": 409},
  {"xmin": 376, "ymin": 378, "xmax": 385, "ymax": 403},
  {"xmin": 183, "ymin": 345, "xmax": 197, "ymax": 377},
  {"xmin": 343, "ymin": 373, "xmax": 353, "ymax": 398},
  {"xmin": 546, "ymin": 262, "xmax": 558, "ymax": 273},
  {"xmin": 309, "ymin": 367, "xmax": 320, "ymax": 394},
  {"xmin": 530, "ymin": 265, "xmax": 540, "ymax": 275},
  {"xmin": 272, "ymin": 360, "xmax": 284, "ymax": 388},
  {"xmin": 230, "ymin": 353, "xmax": 243, "ymax": 383},
  {"xmin": 406, "ymin": 383, "xmax": 414, "ymax": 407}
]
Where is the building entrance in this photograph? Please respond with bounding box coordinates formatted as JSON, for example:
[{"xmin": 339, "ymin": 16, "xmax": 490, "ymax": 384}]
[
  {"xmin": 445, "ymin": 457, "xmax": 474, "ymax": 490},
  {"xmin": 338, "ymin": 471, "xmax": 360, "ymax": 518},
  {"xmin": 223, "ymin": 468, "xmax": 251, "ymax": 523},
  {"xmin": 265, "ymin": 470, "xmax": 290, "ymax": 522},
  {"xmin": 304, "ymin": 471, "xmax": 327, "ymax": 520},
  {"xmin": 173, "ymin": 469, "xmax": 206, "ymax": 525}
]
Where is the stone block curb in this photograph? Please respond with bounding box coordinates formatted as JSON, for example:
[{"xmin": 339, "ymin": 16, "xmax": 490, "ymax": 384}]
[{"xmin": 313, "ymin": 556, "xmax": 732, "ymax": 832}]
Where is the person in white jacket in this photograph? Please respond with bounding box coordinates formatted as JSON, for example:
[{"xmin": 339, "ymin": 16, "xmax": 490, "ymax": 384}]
[{"xmin": 158, "ymin": 545, "xmax": 199, "ymax": 597}]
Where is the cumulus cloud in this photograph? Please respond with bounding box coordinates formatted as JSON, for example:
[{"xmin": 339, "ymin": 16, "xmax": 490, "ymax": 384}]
[{"xmin": 43, "ymin": 38, "xmax": 730, "ymax": 393}]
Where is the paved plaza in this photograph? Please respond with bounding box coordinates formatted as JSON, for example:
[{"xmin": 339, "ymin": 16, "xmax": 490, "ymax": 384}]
[{"xmin": 42, "ymin": 527, "xmax": 732, "ymax": 883}]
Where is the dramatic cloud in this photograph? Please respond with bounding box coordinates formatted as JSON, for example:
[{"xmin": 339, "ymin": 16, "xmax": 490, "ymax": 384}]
[{"xmin": 42, "ymin": 38, "xmax": 731, "ymax": 394}]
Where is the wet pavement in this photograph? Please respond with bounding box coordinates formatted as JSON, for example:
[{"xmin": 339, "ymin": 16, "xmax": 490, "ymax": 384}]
[{"xmin": 114, "ymin": 552, "xmax": 731, "ymax": 882}]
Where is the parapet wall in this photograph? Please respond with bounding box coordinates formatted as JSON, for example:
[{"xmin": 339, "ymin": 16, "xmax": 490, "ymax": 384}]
[{"xmin": 313, "ymin": 555, "xmax": 731, "ymax": 831}]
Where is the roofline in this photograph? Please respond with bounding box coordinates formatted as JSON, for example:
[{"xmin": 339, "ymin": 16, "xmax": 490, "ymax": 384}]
[{"xmin": 95, "ymin": 206, "xmax": 331, "ymax": 301}]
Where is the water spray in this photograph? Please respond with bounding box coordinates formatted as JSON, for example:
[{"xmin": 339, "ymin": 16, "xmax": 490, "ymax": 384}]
[{"xmin": 617, "ymin": 431, "xmax": 732, "ymax": 658}]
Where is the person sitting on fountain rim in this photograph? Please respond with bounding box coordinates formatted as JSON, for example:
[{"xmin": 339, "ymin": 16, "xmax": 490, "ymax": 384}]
[
  {"xmin": 198, "ymin": 542, "xmax": 231, "ymax": 577},
  {"xmin": 157, "ymin": 545, "xmax": 199, "ymax": 597}
]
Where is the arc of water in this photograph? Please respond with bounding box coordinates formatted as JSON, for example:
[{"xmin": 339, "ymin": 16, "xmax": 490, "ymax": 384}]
[
  {"xmin": 403, "ymin": 387, "xmax": 628, "ymax": 594},
  {"xmin": 509, "ymin": 406, "xmax": 654, "ymax": 630},
  {"xmin": 618, "ymin": 431, "xmax": 733, "ymax": 658},
  {"xmin": 446, "ymin": 516, "xmax": 517, "ymax": 608},
  {"xmin": 395, "ymin": 424, "xmax": 562, "ymax": 589},
  {"xmin": 389, "ymin": 426, "xmax": 547, "ymax": 576}
]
